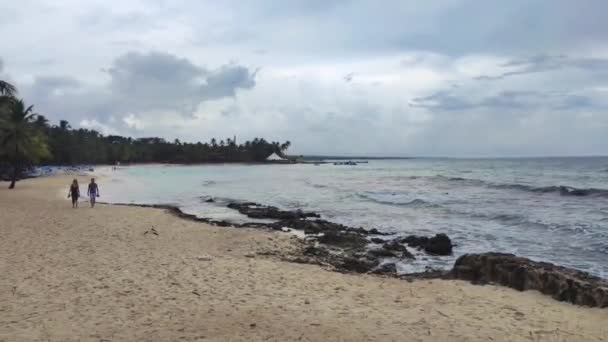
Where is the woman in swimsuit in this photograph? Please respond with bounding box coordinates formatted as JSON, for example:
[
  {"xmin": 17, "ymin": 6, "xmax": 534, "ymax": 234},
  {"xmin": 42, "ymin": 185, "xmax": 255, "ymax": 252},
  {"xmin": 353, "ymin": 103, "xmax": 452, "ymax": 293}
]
[{"xmin": 68, "ymin": 179, "xmax": 80, "ymax": 208}]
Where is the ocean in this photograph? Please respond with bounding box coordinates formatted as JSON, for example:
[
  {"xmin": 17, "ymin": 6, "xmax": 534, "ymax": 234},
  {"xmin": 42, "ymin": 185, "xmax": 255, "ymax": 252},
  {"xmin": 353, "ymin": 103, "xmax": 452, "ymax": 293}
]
[{"xmin": 102, "ymin": 157, "xmax": 608, "ymax": 277}]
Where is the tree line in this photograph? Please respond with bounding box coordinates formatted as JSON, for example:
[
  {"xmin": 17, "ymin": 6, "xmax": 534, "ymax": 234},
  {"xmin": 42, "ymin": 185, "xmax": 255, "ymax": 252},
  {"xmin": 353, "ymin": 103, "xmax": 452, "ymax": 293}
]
[{"xmin": 0, "ymin": 80, "xmax": 291, "ymax": 188}]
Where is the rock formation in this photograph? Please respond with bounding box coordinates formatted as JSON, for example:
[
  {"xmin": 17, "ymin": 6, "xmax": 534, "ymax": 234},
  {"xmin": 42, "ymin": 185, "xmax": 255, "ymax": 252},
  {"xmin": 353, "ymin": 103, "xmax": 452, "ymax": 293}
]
[{"xmin": 451, "ymin": 253, "xmax": 608, "ymax": 308}]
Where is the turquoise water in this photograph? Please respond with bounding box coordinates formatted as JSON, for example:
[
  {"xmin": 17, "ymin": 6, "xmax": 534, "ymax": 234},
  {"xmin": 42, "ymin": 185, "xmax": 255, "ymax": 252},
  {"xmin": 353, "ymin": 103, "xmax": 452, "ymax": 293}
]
[{"xmin": 103, "ymin": 157, "xmax": 608, "ymax": 276}]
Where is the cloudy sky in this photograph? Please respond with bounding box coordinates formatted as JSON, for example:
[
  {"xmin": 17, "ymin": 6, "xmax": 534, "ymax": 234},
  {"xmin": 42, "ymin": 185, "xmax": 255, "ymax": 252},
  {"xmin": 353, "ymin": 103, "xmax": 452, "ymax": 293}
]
[{"xmin": 1, "ymin": 0, "xmax": 608, "ymax": 157}]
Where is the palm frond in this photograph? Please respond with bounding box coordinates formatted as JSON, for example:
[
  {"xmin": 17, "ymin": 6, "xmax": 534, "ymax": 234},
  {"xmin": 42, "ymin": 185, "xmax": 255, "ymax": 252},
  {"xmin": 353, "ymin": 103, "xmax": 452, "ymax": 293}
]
[{"xmin": 0, "ymin": 80, "xmax": 17, "ymax": 96}]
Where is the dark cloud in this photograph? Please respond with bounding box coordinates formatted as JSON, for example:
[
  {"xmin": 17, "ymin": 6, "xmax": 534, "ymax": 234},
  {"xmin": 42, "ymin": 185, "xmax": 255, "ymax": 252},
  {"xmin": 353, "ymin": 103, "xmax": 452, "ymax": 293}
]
[
  {"xmin": 411, "ymin": 89, "xmax": 599, "ymax": 113},
  {"xmin": 478, "ymin": 91, "xmax": 541, "ymax": 110},
  {"xmin": 202, "ymin": 64, "xmax": 258, "ymax": 99},
  {"xmin": 164, "ymin": 1, "xmax": 605, "ymax": 57},
  {"xmin": 199, "ymin": 0, "xmax": 608, "ymax": 56},
  {"xmin": 27, "ymin": 76, "xmax": 82, "ymax": 102},
  {"xmin": 410, "ymin": 91, "xmax": 474, "ymax": 111},
  {"xmin": 33, "ymin": 76, "xmax": 81, "ymax": 89},
  {"xmin": 105, "ymin": 51, "xmax": 256, "ymax": 116},
  {"xmin": 343, "ymin": 72, "xmax": 355, "ymax": 83},
  {"xmin": 474, "ymin": 55, "xmax": 608, "ymax": 80},
  {"xmin": 23, "ymin": 51, "xmax": 258, "ymax": 125},
  {"xmin": 556, "ymin": 94, "xmax": 595, "ymax": 110}
]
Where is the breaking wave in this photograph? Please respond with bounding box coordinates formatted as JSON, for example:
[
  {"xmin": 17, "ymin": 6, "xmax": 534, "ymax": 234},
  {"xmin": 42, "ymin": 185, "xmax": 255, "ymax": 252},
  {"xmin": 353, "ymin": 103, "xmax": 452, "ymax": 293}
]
[
  {"xmin": 433, "ymin": 175, "xmax": 608, "ymax": 198},
  {"xmin": 357, "ymin": 192, "xmax": 439, "ymax": 208}
]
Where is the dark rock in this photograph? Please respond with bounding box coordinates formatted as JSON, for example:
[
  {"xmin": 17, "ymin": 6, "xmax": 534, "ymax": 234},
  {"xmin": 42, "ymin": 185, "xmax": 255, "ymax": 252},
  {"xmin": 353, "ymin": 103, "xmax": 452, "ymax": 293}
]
[
  {"xmin": 347, "ymin": 227, "xmax": 370, "ymax": 235},
  {"xmin": 277, "ymin": 219, "xmax": 345, "ymax": 235},
  {"xmin": 424, "ymin": 234, "xmax": 452, "ymax": 255},
  {"xmin": 367, "ymin": 248, "xmax": 398, "ymax": 258},
  {"xmin": 275, "ymin": 218, "xmax": 391, "ymax": 236},
  {"xmin": 205, "ymin": 198, "xmax": 215, "ymax": 203},
  {"xmin": 383, "ymin": 240, "xmax": 415, "ymax": 259},
  {"xmin": 317, "ymin": 231, "xmax": 368, "ymax": 249},
  {"xmin": 400, "ymin": 269, "xmax": 448, "ymax": 280},
  {"xmin": 401, "ymin": 233, "xmax": 453, "ymax": 256},
  {"xmin": 370, "ymin": 237, "xmax": 385, "ymax": 244},
  {"xmin": 383, "ymin": 240, "xmax": 408, "ymax": 252},
  {"xmin": 303, "ymin": 245, "xmax": 330, "ymax": 258},
  {"xmin": 451, "ymin": 253, "xmax": 608, "ymax": 308},
  {"xmin": 339, "ymin": 257, "xmax": 379, "ymax": 273},
  {"xmin": 227, "ymin": 202, "xmax": 320, "ymax": 220},
  {"xmin": 373, "ymin": 263, "xmax": 397, "ymax": 274},
  {"xmin": 401, "ymin": 235, "xmax": 429, "ymax": 248},
  {"xmin": 368, "ymin": 228, "xmax": 383, "ymax": 235}
]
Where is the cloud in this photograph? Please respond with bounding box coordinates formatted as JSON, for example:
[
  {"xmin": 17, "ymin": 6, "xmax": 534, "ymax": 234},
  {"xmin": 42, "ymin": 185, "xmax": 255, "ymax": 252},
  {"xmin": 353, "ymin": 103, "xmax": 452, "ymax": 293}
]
[
  {"xmin": 411, "ymin": 89, "xmax": 602, "ymax": 113},
  {"xmin": 105, "ymin": 52, "xmax": 256, "ymax": 116},
  {"xmin": 474, "ymin": 55, "xmax": 608, "ymax": 80},
  {"xmin": 21, "ymin": 51, "xmax": 258, "ymax": 128},
  {"xmin": 410, "ymin": 91, "xmax": 474, "ymax": 111},
  {"xmin": 201, "ymin": 64, "xmax": 258, "ymax": 99},
  {"xmin": 343, "ymin": 72, "xmax": 355, "ymax": 83}
]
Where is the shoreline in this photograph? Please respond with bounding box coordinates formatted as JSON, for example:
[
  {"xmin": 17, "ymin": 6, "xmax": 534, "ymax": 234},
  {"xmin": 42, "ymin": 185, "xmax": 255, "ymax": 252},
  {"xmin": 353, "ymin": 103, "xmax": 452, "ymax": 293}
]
[{"xmin": 1, "ymin": 175, "xmax": 607, "ymax": 341}]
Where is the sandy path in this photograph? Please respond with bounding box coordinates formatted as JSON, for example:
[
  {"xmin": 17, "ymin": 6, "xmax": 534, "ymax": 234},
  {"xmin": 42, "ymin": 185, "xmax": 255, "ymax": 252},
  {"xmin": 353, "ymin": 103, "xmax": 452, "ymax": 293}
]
[{"xmin": 1, "ymin": 176, "xmax": 606, "ymax": 341}]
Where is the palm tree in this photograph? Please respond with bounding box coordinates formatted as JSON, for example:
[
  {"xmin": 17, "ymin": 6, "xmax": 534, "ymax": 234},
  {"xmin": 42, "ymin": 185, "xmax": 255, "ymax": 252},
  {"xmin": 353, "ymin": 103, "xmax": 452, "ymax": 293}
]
[
  {"xmin": 0, "ymin": 80, "xmax": 17, "ymax": 96},
  {"xmin": 0, "ymin": 99, "xmax": 50, "ymax": 188},
  {"xmin": 59, "ymin": 120, "xmax": 71, "ymax": 130},
  {"xmin": 0, "ymin": 80, "xmax": 16, "ymax": 114},
  {"xmin": 34, "ymin": 114, "xmax": 50, "ymax": 131}
]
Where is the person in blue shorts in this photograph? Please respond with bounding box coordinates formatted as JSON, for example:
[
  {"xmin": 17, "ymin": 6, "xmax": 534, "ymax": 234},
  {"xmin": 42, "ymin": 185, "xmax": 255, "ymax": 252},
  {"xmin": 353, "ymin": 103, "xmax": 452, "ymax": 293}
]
[{"xmin": 87, "ymin": 178, "xmax": 100, "ymax": 208}]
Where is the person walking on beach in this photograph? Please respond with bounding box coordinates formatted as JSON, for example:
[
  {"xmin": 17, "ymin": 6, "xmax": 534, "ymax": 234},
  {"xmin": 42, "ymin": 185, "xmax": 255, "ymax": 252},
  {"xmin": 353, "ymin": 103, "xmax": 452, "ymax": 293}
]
[
  {"xmin": 87, "ymin": 178, "xmax": 100, "ymax": 208},
  {"xmin": 67, "ymin": 179, "xmax": 80, "ymax": 208}
]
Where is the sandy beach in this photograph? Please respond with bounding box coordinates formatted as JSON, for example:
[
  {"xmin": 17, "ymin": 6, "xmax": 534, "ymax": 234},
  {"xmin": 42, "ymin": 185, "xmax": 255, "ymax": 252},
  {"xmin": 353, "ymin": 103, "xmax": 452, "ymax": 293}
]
[{"xmin": 1, "ymin": 175, "xmax": 607, "ymax": 342}]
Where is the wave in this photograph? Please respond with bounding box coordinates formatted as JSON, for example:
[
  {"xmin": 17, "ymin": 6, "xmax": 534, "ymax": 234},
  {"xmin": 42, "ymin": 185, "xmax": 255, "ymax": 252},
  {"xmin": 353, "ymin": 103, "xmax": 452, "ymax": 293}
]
[
  {"xmin": 463, "ymin": 211, "xmax": 551, "ymax": 230},
  {"xmin": 307, "ymin": 182, "xmax": 329, "ymax": 189},
  {"xmin": 493, "ymin": 184, "xmax": 608, "ymax": 197},
  {"xmin": 357, "ymin": 192, "xmax": 439, "ymax": 208},
  {"xmin": 429, "ymin": 175, "xmax": 608, "ymax": 198}
]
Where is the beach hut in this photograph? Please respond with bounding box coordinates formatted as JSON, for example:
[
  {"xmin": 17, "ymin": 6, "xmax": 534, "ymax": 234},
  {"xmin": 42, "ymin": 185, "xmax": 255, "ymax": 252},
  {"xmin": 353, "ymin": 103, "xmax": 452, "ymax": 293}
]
[{"xmin": 266, "ymin": 153, "xmax": 287, "ymax": 161}]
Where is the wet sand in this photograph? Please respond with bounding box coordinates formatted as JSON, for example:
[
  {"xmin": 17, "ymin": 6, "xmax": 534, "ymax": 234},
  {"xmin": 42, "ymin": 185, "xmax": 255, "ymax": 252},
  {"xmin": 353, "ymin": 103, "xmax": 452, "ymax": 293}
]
[{"xmin": 1, "ymin": 175, "xmax": 607, "ymax": 341}]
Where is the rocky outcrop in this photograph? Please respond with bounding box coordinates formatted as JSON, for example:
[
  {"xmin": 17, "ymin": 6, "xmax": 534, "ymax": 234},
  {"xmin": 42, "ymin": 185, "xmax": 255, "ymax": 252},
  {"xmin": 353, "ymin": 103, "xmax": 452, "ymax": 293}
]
[
  {"xmin": 373, "ymin": 263, "xmax": 397, "ymax": 274},
  {"xmin": 451, "ymin": 253, "xmax": 608, "ymax": 308},
  {"xmin": 317, "ymin": 231, "xmax": 368, "ymax": 249},
  {"xmin": 367, "ymin": 248, "xmax": 398, "ymax": 258},
  {"xmin": 401, "ymin": 233, "xmax": 453, "ymax": 255},
  {"xmin": 339, "ymin": 257, "xmax": 380, "ymax": 273},
  {"xmin": 272, "ymin": 218, "xmax": 346, "ymax": 234},
  {"xmin": 269, "ymin": 218, "xmax": 390, "ymax": 236},
  {"xmin": 299, "ymin": 245, "xmax": 379, "ymax": 273},
  {"xmin": 227, "ymin": 202, "xmax": 320, "ymax": 220},
  {"xmin": 383, "ymin": 240, "xmax": 415, "ymax": 259},
  {"xmin": 225, "ymin": 202, "xmax": 391, "ymax": 236}
]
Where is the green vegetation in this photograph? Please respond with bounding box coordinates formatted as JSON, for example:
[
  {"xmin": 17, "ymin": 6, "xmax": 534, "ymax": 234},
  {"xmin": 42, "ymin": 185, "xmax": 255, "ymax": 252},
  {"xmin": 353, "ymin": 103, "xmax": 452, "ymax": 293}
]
[
  {"xmin": 0, "ymin": 80, "xmax": 291, "ymax": 188},
  {"xmin": 43, "ymin": 127, "xmax": 291, "ymax": 165},
  {"xmin": 0, "ymin": 97, "xmax": 51, "ymax": 188}
]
